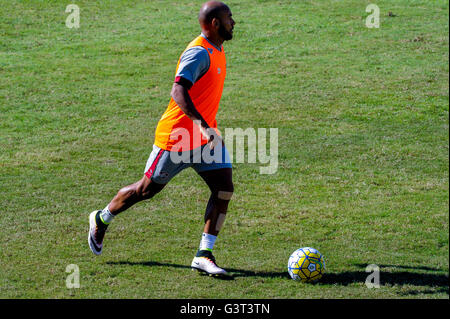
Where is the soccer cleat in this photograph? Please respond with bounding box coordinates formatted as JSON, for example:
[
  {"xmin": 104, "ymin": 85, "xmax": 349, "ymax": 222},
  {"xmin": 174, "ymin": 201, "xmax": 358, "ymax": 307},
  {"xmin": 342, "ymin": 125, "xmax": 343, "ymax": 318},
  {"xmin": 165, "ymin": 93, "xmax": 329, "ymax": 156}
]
[
  {"xmin": 191, "ymin": 250, "xmax": 228, "ymax": 276},
  {"xmin": 88, "ymin": 210, "xmax": 108, "ymax": 255}
]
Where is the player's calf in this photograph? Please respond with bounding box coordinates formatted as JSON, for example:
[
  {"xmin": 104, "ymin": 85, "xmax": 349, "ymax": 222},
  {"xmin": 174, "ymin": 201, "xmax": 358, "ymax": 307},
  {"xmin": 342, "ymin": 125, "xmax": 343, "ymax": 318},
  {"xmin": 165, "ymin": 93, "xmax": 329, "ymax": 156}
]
[
  {"xmin": 88, "ymin": 176, "xmax": 166, "ymax": 255},
  {"xmin": 108, "ymin": 176, "xmax": 166, "ymax": 215}
]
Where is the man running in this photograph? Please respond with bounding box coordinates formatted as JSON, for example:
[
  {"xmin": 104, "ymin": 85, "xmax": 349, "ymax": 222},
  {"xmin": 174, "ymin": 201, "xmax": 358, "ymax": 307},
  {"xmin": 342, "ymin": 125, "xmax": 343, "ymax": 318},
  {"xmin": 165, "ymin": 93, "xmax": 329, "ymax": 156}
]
[{"xmin": 88, "ymin": 1, "xmax": 235, "ymax": 277}]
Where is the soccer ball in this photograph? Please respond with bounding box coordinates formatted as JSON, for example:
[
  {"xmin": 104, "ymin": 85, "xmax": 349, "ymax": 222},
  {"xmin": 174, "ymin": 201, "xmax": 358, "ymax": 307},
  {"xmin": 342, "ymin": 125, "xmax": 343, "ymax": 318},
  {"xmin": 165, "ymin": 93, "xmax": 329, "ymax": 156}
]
[{"xmin": 288, "ymin": 247, "xmax": 325, "ymax": 282}]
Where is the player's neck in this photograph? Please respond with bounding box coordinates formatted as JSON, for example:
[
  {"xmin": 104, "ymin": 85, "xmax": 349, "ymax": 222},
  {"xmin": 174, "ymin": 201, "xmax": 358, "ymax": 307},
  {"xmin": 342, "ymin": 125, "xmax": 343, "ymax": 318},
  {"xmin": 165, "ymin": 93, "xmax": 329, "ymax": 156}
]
[{"xmin": 201, "ymin": 31, "xmax": 224, "ymax": 49}]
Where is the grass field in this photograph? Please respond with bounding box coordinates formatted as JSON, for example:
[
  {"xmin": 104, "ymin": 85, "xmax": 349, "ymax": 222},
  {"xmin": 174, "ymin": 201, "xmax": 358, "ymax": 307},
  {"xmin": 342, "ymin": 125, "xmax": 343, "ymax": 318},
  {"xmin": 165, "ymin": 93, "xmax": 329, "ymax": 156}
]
[{"xmin": 0, "ymin": 0, "xmax": 448, "ymax": 299}]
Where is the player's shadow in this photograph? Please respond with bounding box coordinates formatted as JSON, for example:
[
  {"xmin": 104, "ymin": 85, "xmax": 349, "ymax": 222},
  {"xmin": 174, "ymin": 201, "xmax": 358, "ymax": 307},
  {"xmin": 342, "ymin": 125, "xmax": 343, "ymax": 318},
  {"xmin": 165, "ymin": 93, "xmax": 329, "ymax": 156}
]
[
  {"xmin": 107, "ymin": 260, "xmax": 288, "ymax": 281},
  {"xmin": 108, "ymin": 261, "xmax": 449, "ymax": 293}
]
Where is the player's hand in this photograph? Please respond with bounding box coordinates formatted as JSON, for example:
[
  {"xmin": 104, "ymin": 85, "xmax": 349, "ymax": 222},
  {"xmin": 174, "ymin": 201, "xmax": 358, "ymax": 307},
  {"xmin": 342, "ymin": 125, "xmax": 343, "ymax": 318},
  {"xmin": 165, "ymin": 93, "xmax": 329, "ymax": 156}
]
[{"xmin": 201, "ymin": 127, "xmax": 222, "ymax": 150}]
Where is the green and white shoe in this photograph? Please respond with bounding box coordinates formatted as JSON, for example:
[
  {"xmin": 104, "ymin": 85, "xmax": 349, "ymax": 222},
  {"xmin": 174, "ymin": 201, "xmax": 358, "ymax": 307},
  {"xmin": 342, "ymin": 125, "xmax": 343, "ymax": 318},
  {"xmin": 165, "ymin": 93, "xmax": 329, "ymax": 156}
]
[
  {"xmin": 88, "ymin": 210, "xmax": 108, "ymax": 255},
  {"xmin": 191, "ymin": 250, "xmax": 228, "ymax": 276}
]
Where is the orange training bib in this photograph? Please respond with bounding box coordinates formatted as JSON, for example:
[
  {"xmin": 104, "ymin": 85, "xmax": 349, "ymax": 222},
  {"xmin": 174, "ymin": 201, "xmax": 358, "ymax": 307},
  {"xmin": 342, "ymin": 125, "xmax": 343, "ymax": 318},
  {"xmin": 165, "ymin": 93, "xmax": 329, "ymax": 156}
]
[{"xmin": 154, "ymin": 35, "xmax": 226, "ymax": 151}]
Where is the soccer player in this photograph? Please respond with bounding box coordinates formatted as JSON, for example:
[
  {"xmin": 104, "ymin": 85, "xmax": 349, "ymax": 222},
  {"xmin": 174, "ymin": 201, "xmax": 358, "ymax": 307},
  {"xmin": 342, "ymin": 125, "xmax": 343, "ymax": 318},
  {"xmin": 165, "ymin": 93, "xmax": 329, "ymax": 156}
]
[{"xmin": 88, "ymin": 1, "xmax": 236, "ymax": 277}]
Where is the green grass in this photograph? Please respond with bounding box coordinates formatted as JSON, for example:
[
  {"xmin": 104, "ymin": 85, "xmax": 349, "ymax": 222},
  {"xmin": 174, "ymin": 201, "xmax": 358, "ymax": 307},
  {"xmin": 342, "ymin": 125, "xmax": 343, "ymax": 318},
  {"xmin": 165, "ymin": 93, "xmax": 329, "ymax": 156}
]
[{"xmin": 0, "ymin": 0, "xmax": 448, "ymax": 298}]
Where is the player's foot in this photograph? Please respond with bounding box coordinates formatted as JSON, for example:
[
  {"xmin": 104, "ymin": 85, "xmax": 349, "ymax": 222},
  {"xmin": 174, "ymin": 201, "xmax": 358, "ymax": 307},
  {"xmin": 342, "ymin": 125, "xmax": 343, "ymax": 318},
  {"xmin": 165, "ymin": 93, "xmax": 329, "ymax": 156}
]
[
  {"xmin": 191, "ymin": 249, "xmax": 228, "ymax": 276},
  {"xmin": 88, "ymin": 210, "xmax": 108, "ymax": 255}
]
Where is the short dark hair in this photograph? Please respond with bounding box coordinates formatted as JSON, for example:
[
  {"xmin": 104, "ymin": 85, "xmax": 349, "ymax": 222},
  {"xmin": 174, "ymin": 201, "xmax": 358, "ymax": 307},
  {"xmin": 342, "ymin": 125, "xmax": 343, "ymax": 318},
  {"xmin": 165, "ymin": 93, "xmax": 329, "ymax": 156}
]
[{"xmin": 199, "ymin": 2, "xmax": 229, "ymax": 25}]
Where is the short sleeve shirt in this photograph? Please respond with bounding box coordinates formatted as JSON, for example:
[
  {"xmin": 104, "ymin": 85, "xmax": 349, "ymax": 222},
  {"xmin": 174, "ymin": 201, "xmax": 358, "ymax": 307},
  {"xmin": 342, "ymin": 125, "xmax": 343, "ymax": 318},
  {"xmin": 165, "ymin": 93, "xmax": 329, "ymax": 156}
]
[
  {"xmin": 175, "ymin": 46, "xmax": 210, "ymax": 86},
  {"xmin": 175, "ymin": 34, "xmax": 222, "ymax": 87}
]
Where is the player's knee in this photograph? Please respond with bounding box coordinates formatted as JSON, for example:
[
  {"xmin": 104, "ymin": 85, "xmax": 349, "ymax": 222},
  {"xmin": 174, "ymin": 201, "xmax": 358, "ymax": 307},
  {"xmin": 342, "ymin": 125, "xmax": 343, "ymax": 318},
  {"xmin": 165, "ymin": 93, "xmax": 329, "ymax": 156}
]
[
  {"xmin": 119, "ymin": 185, "xmax": 139, "ymax": 200},
  {"xmin": 217, "ymin": 190, "xmax": 233, "ymax": 201},
  {"xmin": 140, "ymin": 181, "xmax": 165, "ymax": 200},
  {"xmin": 218, "ymin": 179, "xmax": 234, "ymax": 200}
]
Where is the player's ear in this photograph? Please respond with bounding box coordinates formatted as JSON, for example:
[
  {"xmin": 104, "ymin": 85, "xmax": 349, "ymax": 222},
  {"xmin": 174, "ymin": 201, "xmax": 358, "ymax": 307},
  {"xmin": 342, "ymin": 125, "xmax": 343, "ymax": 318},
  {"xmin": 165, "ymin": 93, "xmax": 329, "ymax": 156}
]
[{"xmin": 212, "ymin": 17, "xmax": 220, "ymax": 29}]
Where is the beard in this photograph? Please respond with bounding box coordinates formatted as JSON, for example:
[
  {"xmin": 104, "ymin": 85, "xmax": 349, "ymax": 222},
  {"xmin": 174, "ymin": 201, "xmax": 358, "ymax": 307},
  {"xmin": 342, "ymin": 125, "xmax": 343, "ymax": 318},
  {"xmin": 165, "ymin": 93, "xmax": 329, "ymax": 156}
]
[{"xmin": 218, "ymin": 23, "xmax": 233, "ymax": 41}]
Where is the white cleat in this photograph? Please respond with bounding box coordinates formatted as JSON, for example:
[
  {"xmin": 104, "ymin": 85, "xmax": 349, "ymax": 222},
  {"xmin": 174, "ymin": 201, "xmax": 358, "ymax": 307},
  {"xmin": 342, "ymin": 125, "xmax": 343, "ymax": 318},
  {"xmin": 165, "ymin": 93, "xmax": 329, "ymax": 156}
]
[
  {"xmin": 88, "ymin": 210, "xmax": 107, "ymax": 255},
  {"xmin": 191, "ymin": 250, "xmax": 228, "ymax": 276}
]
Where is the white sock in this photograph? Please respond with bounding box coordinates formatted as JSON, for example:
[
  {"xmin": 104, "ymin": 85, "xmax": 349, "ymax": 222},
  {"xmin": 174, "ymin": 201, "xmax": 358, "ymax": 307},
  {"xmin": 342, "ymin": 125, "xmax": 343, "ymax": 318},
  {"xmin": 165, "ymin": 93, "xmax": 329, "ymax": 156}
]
[
  {"xmin": 100, "ymin": 205, "xmax": 115, "ymax": 225},
  {"xmin": 199, "ymin": 233, "xmax": 217, "ymax": 251}
]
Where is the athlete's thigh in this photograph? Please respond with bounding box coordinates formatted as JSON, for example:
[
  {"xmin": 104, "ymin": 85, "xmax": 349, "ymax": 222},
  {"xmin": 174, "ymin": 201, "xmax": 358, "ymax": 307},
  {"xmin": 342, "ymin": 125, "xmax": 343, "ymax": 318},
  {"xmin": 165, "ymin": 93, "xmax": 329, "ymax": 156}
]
[
  {"xmin": 144, "ymin": 144, "xmax": 191, "ymax": 185},
  {"xmin": 135, "ymin": 174, "xmax": 166, "ymax": 198},
  {"xmin": 193, "ymin": 143, "xmax": 233, "ymax": 191},
  {"xmin": 197, "ymin": 167, "xmax": 234, "ymax": 195}
]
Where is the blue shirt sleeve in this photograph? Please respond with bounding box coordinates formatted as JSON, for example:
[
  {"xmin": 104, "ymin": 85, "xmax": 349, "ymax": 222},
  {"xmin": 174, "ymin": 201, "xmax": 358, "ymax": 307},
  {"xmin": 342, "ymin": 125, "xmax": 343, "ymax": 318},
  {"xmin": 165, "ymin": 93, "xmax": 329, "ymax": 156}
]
[{"xmin": 176, "ymin": 46, "xmax": 210, "ymax": 85}]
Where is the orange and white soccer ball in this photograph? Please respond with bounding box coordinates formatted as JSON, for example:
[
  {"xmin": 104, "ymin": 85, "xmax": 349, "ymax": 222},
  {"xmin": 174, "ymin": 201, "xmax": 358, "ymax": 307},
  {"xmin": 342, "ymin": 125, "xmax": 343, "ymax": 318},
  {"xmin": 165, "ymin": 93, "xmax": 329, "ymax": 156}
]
[{"xmin": 288, "ymin": 247, "xmax": 326, "ymax": 282}]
